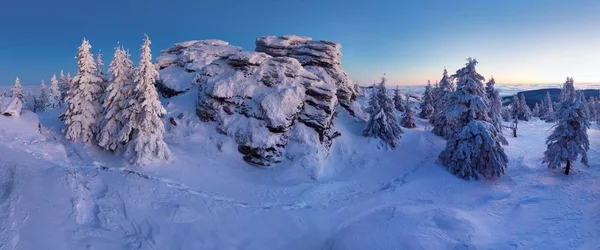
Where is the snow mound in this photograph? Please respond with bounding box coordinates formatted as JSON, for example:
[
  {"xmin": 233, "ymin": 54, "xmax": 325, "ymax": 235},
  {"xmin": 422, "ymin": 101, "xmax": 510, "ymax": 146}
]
[
  {"xmin": 156, "ymin": 40, "xmax": 243, "ymax": 97},
  {"xmin": 328, "ymin": 206, "xmax": 480, "ymax": 250},
  {"xmin": 196, "ymin": 51, "xmax": 340, "ymax": 174},
  {"xmin": 256, "ymin": 35, "xmax": 360, "ymax": 115},
  {"xmin": 0, "ymin": 97, "xmax": 22, "ymax": 116}
]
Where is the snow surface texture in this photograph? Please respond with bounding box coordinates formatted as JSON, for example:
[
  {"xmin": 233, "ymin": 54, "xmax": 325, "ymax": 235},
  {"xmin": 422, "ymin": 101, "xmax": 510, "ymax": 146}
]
[{"xmin": 1, "ymin": 103, "xmax": 599, "ymax": 249}]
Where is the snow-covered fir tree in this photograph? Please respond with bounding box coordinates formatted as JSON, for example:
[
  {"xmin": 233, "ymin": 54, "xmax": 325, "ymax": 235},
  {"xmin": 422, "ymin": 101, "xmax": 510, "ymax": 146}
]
[
  {"xmin": 98, "ymin": 45, "xmax": 134, "ymax": 152},
  {"xmin": 62, "ymin": 39, "xmax": 104, "ymax": 143},
  {"xmin": 543, "ymin": 77, "xmax": 589, "ymax": 175},
  {"xmin": 119, "ymin": 35, "xmax": 171, "ymax": 165},
  {"xmin": 393, "ymin": 87, "xmax": 404, "ymax": 112},
  {"xmin": 419, "ymin": 81, "xmax": 435, "ymax": 119},
  {"xmin": 48, "ymin": 74, "xmax": 61, "ymax": 109},
  {"xmin": 532, "ymin": 102, "xmax": 541, "ymax": 117},
  {"xmin": 438, "ymin": 58, "xmax": 508, "ymax": 180},
  {"xmin": 485, "ymin": 77, "xmax": 507, "ymax": 145},
  {"xmin": 59, "ymin": 70, "xmax": 69, "ymax": 105},
  {"xmin": 10, "ymin": 77, "xmax": 23, "ymax": 101},
  {"xmin": 541, "ymin": 91, "xmax": 555, "ymax": 122},
  {"xmin": 501, "ymin": 106, "xmax": 512, "ymax": 122},
  {"xmin": 518, "ymin": 94, "xmax": 532, "ymax": 121},
  {"xmin": 581, "ymin": 94, "xmax": 591, "ymax": 122},
  {"xmin": 401, "ymin": 94, "xmax": 416, "ymax": 128},
  {"xmin": 363, "ymin": 75, "xmax": 403, "ymax": 149},
  {"xmin": 96, "ymin": 50, "xmax": 108, "ymax": 88},
  {"xmin": 35, "ymin": 80, "xmax": 49, "ymax": 112},
  {"xmin": 510, "ymin": 95, "xmax": 520, "ymax": 120},
  {"xmin": 23, "ymin": 91, "xmax": 36, "ymax": 111},
  {"xmin": 431, "ymin": 69, "xmax": 455, "ymax": 137}
]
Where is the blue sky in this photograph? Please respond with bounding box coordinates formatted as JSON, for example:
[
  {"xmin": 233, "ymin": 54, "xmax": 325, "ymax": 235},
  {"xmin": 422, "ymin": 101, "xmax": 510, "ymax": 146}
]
[{"xmin": 1, "ymin": 0, "xmax": 600, "ymax": 86}]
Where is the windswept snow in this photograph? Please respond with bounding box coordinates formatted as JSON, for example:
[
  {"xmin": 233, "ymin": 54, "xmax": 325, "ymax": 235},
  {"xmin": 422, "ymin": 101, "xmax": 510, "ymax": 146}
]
[{"xmin": 0, "ymin": 97, "xmax": 599, "ymax": 249}]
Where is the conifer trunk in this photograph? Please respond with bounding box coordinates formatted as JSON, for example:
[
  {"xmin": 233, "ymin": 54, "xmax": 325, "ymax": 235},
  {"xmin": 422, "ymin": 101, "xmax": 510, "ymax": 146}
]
[{"xmin": 565, "ymin": 160, "xmax": 571, "ymax": 175}]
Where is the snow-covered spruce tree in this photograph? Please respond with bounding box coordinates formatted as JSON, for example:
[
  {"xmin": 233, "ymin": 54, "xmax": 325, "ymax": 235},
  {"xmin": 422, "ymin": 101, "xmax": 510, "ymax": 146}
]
[
  {"xmin": 581, "ymin": 93, "xmax": 591, "ymax": 122},
  {"xmin": 438, "ymin": 58, "xmax": 508, "ymax": 180},
  {"xmin": 23, "ymin": 91, "xmax": 36, "ymax": 111},
  {"xmin": 510, "ymin": 95, "xmax": 520, "ymax": 120},
  {"xmin": 96, "ymin": 50, "xmax": 108, "ymax": 87},
  {"xmin": 48, "ymin": 74, "xmax": 61, "ymax": 109},
  {"xmin": 518, "ymin": 94, "xmax": 532, "ymax": 121},
  {"xmin": 363, "ymin": 75, "xmax": 403, "ymax": 148},
  {"xmin": 419, "ymin": 81, "xmax": 435, "ymax": 119},
  {"xmin": 98, "ymin": 45, "xmax": 134, "ymax": 152},
  {"xmin": 62, "ymin": 39, "xmax": 104, "ymax": 143},
  {"xmin": 543, "ymin": 77, "xmax": 590, "ymax": 175},
  {"xmin": 532, "ymin": 102, "xmax": 541, "ymax": 117},
  {"xmin": 393, "ymin": 87, "xmax": 404, "ymax": 112},
  {"xmin": 59, "ymin": 70, "xmax": 69, "ymax": 105},
  {"xmin": 10, "ymin": 77, "xmax": 23, "ymax": 101},
  {"xmin": 485, "ymin": 77, "xmax": 507, "ymax": 145},
  {"xmin": 35, "ymin": 80, "xmax": 49, "ymax": 112},
  {"xmin": 401, "ymin": 94, "xmax": 416, "ymax": 128},
  {"xmin": 541, "ymin": 91, "xmax": 555, "ymax": 122},
  {"xmin": 501, "ymin": 106, "xmax": 512, "ymax": 122},
  {"xmin": 431, "ymin": 69, "xmax": 456, "ymax": 137},
  {"xmin": 119, "ymin": 35, "xmax": 171, "ymax": 165}
]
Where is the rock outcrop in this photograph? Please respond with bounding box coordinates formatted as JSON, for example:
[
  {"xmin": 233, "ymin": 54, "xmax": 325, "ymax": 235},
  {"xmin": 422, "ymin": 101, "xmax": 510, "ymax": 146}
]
[
  {"xmin": 255, "ymin": 35, "xmax": 359, "ymax": 115},
  {"xmin": 157, "ymin": 36, "xmax": 359, "ymax": 176},
  {"xmin": 156, "ymin": 40, "xmax": 242, "ymax": 97},
  {"xmin": 196, "ymin": 51, "xmax": 340, "ymax": 171},
  {"xmin": 0, "ymin": 97, "xmax": 22, "ymax": 116}
]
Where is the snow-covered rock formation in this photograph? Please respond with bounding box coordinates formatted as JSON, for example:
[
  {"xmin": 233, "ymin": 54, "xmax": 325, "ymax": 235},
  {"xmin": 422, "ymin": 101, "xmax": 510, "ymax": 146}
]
[
  {"xmin": 255, "ymin": 35, "xmax": 359, "ymax": 115},
  {"xmin": 196, "ymin": 51, "xmax": 340, "ymax": 172},
  {"xmin": 156, "ymin": 40, "xmax": 242, "ymax": 97},
  {"xmin": 0, "ymin": 96, "xmax": 23, "ymax": 116},
  {"xmin": 157, "ymin": 36, "xmax": 360, "ymax": 174}
]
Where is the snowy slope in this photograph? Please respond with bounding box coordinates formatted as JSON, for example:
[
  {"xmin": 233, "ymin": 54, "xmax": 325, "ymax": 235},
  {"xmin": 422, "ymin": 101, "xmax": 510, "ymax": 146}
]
[{"xmin": 0, "ymin": 98, "xmax": 599, "ymax": 249}]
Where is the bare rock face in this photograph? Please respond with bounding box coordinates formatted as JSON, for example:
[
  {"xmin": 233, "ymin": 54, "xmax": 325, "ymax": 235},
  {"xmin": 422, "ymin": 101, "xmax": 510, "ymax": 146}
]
[
  {"xmin": 255, "ymin": 35, "xmax": 359, "ymax": 115},
  {"xmin": 196, "ymin": 51, "xmax": 339, "ymax": 170},
  {"xmin": 156, "ymin": 40, "xmax": 242, "ymax": 97}
]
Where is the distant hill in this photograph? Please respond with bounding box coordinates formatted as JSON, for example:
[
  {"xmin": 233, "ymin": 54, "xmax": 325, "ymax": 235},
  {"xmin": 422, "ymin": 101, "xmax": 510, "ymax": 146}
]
[{"xmin": 501, "ymin": 88, "xmax": 600, "ymax": 108}]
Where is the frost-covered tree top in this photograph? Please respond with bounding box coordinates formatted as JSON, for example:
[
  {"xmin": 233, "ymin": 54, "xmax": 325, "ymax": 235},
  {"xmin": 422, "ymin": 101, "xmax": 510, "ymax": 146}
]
[
  {"xmin": 363, "ymin": 76, "xmax": 403, "ymax": 148},
  {"xmin": 62, "ymin": 38, "xmax": 104, "ymax": 143},
  {"xmin": 439, "ymin": 58, "xmax": 507, "ymax": 180},
  {"xmin": 11, "ymin": 77, "xmax": 23, "ymax": 100},
  {"xmin": 518, "ymin": 94, "xmax": 532, "ymax": 121},
  {"xmin": 98, "ymin": 45, "xmax": 134, "ymax": 151},
  {"xmin": 532, "ymin": 102, "xmax": 541, "ymax": 117},
  {"xmin": 393, "ymin": 86, "xmax": 404, "ymax": 112},
  {"xmin": 401, "ymin": 94, "xmax": 416, "ymax": 128},
  {"xmin": 447, "ymin": 58, "xmax": 488, "ymax": 127},
  {"xmin": 121, "ymin": 35, "xmax": 171, "ymax": 165},
  {"xmin": 48, "ymin": 74, "xmax": 61, "ymax": 109},
  {"xmin": 541, "ymin": 91, "xmax": 555, "ymax": 122},
  {"xmin": 431, "ymin": 68, "xmax": 456, "ymax": 137},
  {"xmin": 543, "ymin": 77, "xmax": 590, "ymax": 172},
  {"xmin": 438, "ymin": 68, "xmax": 454, "ymax": 92},
  {"xmin": 419, "ymin": 81, "xmax": 435, "ymax": 119},
  {"xmin": 485, "ymin": 77, "xmax": 507, "ymax": 145},
  {"xmin": 96, "ymin": 51, "xmax": 105, "ymax": 77}
]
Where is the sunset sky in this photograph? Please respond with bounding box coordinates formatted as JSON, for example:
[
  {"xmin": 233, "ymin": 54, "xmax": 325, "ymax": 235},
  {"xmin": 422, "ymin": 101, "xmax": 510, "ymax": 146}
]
[{"xmin": 1, "ymin": 0, "xmax": 599, "ymax": 86}]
